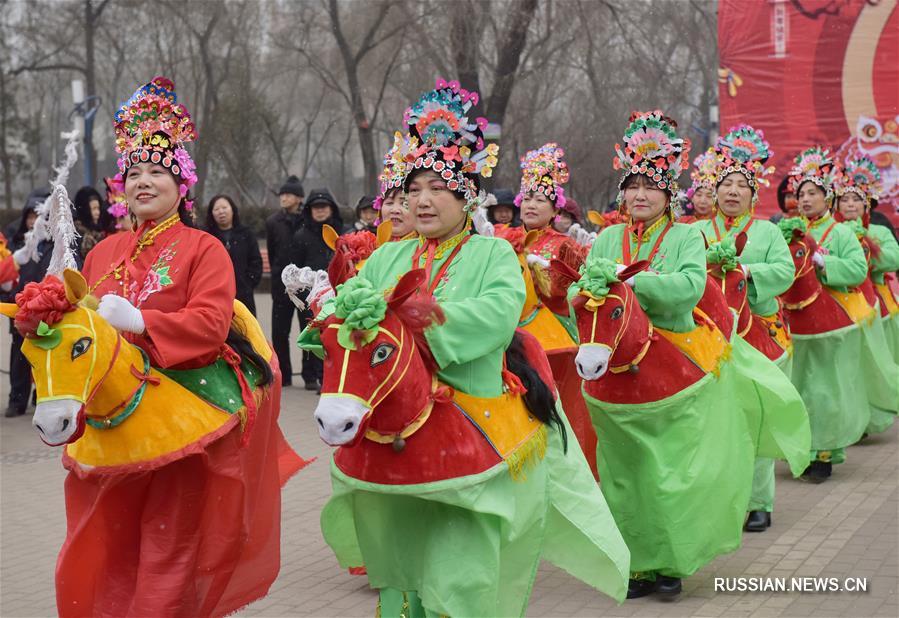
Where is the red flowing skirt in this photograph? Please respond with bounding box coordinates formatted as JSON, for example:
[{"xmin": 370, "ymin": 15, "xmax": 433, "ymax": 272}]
[{"xmin": 55, "ymin": 355, "xmax": 310, "ymax": 618}]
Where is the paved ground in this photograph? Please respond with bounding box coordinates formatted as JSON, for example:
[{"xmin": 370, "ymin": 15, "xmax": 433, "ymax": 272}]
[{"xmin": 1, "ymin": 293, "xmax": 897, "ymax": 617}]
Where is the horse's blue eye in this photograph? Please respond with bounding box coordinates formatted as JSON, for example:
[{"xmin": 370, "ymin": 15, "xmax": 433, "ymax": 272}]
[
  {"xmin": 72, "ymin": 337, "xmax": 92, "ymax": 360},
  {"xmin": 610, "ymin": 307, "xmax": 624, "ymax": 320}
]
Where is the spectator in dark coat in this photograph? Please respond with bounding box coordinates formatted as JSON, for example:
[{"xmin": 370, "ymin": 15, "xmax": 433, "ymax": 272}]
[
  {"xmin": 4, "ymin": 189, "xmax": 68, "ymax": 417},
  {"xmin": 289, "ymin": 188, "xmax": 344, "ymax": 391},
  {"xmin": 266, "ymin": 175, "xmax": 305, "ymax": 386},
  {"xmin": 205, "ymin": 194, "xmax": 263, "ymax": 315},
  {"xmin": 72, "ymin": 186, "xmax": 114, "ymax": 259},
  {"xmin": 352, "ymin": 195, "xmax": 378, "ymax": 234},
  {"xmin": 487, "ymin": 188, "xmax": 521, "ymax": 227}
]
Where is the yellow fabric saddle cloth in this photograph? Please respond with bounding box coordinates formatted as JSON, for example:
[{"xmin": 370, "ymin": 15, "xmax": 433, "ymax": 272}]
[
  {"xmin": 757, "ymin": 313, "xmax": 793, "ymax": 354},
  {"xmin": 66, "ymin": 301, "xmax": 269, "ymax": 469},
  {"xmin": 826, "ymin": 288, "xmax": 876, "ymax": 323},
  {"xmin": 453, "ymin": 388, "xmax": 547, "ymax": 480},
  {"xmin": 521, "ymin": 306, "xmax": 576, "ymax": 352},
  {"xmin": 656, "ymin": 317, "xmax": 730, "ymax": 375},
  {"xmin": 875, "ymin": 283, "xmax": 899, "ymax": 317}
]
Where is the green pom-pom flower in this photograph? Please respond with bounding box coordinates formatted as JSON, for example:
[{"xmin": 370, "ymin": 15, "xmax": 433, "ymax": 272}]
[
  {"xmin": 706, "ymin": 236, "xmax": 738, "ymax": 272},
  {"xmin": 574, "ymin": 256, "xmax": 620, "ymax": 298},
  {"xmin": 334, "ymin": 277, "xmax": 387, "ymax": 349},
  {"xmin": 777, "ymin": 217, "xmax": 807, "ymax": 243}
]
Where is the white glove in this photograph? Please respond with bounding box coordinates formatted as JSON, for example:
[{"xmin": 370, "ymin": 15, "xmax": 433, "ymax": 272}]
[
  {"xmin": 740, "ymin": 263, "xmax": 751, "ymax": 278},
  {"xmin": 0, "ymin": 281, "xmax": 13, "ymax": 292},
  {"xmin": 97, "ymin": 294, "xmax": 145, "ymax": 334},
  {"xmin": 13, "ymin": 247, "xmax": 31, "ymax": 266},
  {"xmin": 567, "ymin": 223, "xmax": 596, "ymax": 247},
  {"xmin": 282, "ymin": 264, "xmax": 317, "ymax": 295},
  {"xmin": 812, "ymin": 251, "xmax": 826, "ymax": 270},
  {"xmin": 526, "ymin": 253, "xmax": 550, "ymax": 269},
  {"xmin": 471, "ymin": 204, "xmax": 495, "ymax": 237}
]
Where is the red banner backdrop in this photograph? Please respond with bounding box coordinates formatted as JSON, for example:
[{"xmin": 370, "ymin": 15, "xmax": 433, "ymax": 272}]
[{"xmin": 718, "ymin": 0, "xmax": 898, "ymax": 222}]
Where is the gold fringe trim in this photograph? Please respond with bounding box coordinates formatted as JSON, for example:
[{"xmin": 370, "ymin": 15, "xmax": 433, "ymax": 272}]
[
  {"xmin": 713, "ymin": 342, "xmax": 733, "ymax": 378},
  {"xmin": 531, "ymin": 263, "xmax": 553, "ymax": 298},
  {"xmin": 505, "ymin": 424, "xmax": 548, "ymax": 482}
]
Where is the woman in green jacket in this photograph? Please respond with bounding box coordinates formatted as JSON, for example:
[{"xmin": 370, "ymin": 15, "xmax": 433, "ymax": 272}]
[
  {"xmin": 833, "ymin": 155, "xmax": 899, "ymax": 434},
  {"xmin": 574, "ymin": 111, "xmax": 796, "ymax": 600},
  {"xmin": 785, "ymin": 147, "xmax": 872, "ymax": 481},
  {"xmin": 695, "ymin": 125, "xmax": 807, "ymax": 533},
  {"xmin": 299, "ymin": 80, "xmax": 629, "ymax": 617}
]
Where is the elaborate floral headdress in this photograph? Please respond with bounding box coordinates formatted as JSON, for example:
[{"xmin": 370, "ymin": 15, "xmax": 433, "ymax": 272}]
[
  {"xmin": 113, "ymin": 76, "xmax": 198, "ymax": 208},
  {"xmin": 713, "ymin": 124, "xmax": 775, "ymax": 192},
  {"xmin": 834, "ymin": 155, "xmax": 882, "ymax": 204},
  {"xmin": 515, "ymin": 142, "xmax": 569, "ymax": 210},
  {"xmin": 402, "ymin": 78, "xmax": 499, "ymax": 212},
  {"xmin": 788, "ymin": 146, "xmax": 836, "ymax": 200},
  {"xmin": 104, "ymin": 174, "xmax": 128, "ymax": 219},
  {"xmin": 688, "ymin": 148, "xmax": 718, "ymax": 197},
  {"xmin": 613, "ymin": 110, "xmax": 691, "ymax": 201},
  {"xmin": 374, "ymin": 131, "xmax": 419, "ymax": 210}
]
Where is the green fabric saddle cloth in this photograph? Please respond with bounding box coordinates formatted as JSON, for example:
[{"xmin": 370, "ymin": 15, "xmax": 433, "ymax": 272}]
[{"xmin": 158, "ymin": 358, "xmax": 259, "ymax": 414}]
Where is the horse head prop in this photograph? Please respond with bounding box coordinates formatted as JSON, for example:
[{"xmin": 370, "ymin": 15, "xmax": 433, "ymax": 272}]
[
  {"xmin": 310, "ymin": 260, "xmax": 443, "ymax": 447},
  {"xmin": 0, "ymin": 270, "xmax": 155, "ymax": 446},
  {"xmin": 777, "ymin": 217, "xmax": 866, "ymax": 335},
  {"xmin": 565, "ymin": 258, "xmax": 652, "ymax": 381}
]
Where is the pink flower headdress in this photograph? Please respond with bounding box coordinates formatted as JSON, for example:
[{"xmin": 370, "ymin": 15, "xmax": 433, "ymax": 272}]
[
  {"xmin": 834, "ymin": 155, "xmax": 882, "ymax": 205},
  {"xmin": 613, "ymin": 110, "xmax": 691, "ymax": 203},
  {"xmin": 114, "ymin": 76, "xmax": 198, "ymax": 209},
  {"xmin": 713, "ymin": 124, "xmax": 775, "ymax": 191},
  {"xmin": 788, "ymin": 146, "xmax": 837, "ymax": 200},
  {"xmin": 402, "ymin": 79, "xmax": 499, "ymax": 212},
  {"xmin": 374, "ymin": 131, "xmax": 419, "ymax": 210},
  {"xmin": 515, "ymin": 143, "xmax": 569, "ymax": 210}
]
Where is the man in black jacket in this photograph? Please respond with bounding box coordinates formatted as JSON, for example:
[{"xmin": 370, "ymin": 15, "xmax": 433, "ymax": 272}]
[
  {"xmin": 266, "ymin": 175, "xmax": 305, "ymax": 386},
  {"xmin": 289, "ymin": 188, "xmax": 344, "ymax": 392}
]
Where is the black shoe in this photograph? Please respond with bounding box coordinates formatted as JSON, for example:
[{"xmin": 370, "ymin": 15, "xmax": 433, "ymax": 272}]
[
  {"xmin": 4, "ymin": 405, "xmax": 26, "ymax": 418},
  {"xmin": 304, "ymin": 381, "xmax": 321, "ymax": 392},
  {"xmin": 800, "ymin": 460, "xmax": 831, "ymax": 483},
  {"xmin": 626, "ymin": 577, "xmax": 657, "ymax": 599},
  {"xmin": 744, "ymin": 510, "xmax": 771, "ymax": 532},
  {"xmin": 655, "ymin": 575, "xmax": 682, "ymax": 599}
]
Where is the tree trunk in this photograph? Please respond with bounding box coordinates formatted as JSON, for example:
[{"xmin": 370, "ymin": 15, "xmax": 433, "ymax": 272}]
[
  {"xmin": 83, "ymin": 0, "xmax": 99, "ymax": 186},
  {"xmin": 451, "ymin": 0, "xmax": 482, "ymax": 107},
  {"xmin": 486, "ymin": 0, "xmax": 538, "ymax": 129},
  {"xmin": 0, "ymin": 70, "xmax": 12, "ymax": 210}
]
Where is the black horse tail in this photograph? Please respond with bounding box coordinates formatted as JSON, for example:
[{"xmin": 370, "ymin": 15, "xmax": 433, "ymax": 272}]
[
  {"xmin": 225, "ymin": 327, "xmax": 273, "ymax": 388},
  {"xmin": 505, "ymin": 333, "xmax": 568, "ymax": 452}
]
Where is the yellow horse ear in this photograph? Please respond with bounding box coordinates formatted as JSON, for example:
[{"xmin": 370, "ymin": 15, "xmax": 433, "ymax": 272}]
[
  {"xmin": 523, "ymin": 230, "xmax": 541, "ymax": 252},
  {"xmin": 587, "ymin": 210, "xmax": 604, "ymax": 227},
  {"xmin": 322, "ymin": 225, "xmax": 339, "ymax": 250},
  {"xmin": 0, "ymin": 302, "xmax": 18, "ymax": 318},
  {"xmin": 63, "ymin": 269, "xmax": 88, "ymax": 304},
  {"xmin": 376, "ymin": 220, "xmax": 393, "ymax": 247}
]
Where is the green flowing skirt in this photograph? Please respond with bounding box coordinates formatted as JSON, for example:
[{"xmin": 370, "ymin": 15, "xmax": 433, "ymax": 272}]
[
  {"xmin": 749, "ymin": 353, "xmax": 795, "ymax": 513},
  {"xmin": 584, "ymin": 363, "xmax": 755, "ymax": 578},
  {"xmin": 320, "ymin": 408, "xmax": 630, "ymax": 617},
  {"xmin": 730, "ymin": 335, "xmax": 811, "ymax": 477},
  {"xmin": 860, "ymin": 311, "xmax": 899, "ymax": 435},
  {"xmin": 791, "ymin": 323, "xmax": 871, "ymax": 451},
  {"xmin": 883, "ymin": 313, "xmax": 899, "ymax": 363}
]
